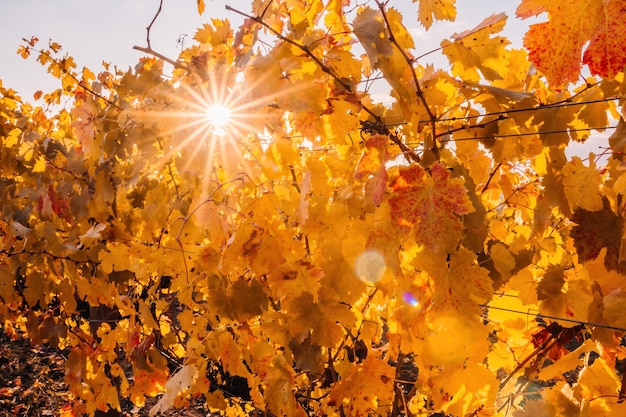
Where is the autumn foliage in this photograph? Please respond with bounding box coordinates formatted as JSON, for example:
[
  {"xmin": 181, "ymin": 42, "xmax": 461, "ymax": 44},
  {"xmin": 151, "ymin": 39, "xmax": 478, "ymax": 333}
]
[{"xmin": 2, "ymin": 0, "xmax": 626, "ymax": 415}]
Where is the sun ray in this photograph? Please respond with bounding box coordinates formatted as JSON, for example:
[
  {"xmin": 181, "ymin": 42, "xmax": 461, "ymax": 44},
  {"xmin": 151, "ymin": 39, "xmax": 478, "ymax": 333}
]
[{"xmin": 131, "ymin": 61, "xmax": 323, "ymax": 191}]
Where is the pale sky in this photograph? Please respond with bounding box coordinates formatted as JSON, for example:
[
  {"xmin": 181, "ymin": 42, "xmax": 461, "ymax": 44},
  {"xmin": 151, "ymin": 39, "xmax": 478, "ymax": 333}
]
[{"xmin": 0, "ymin": 0, "xmax": 538, "ymax": 99}]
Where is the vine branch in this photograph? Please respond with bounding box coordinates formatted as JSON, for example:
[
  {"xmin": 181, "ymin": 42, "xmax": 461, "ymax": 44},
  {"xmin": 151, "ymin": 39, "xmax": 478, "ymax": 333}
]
[
  {"xmin": 24, "ymin": 44, "xmax": 121, "ymax": 109},
  {"xmin": 145, "ymin": 0, "xmax": 163, "ymax": 50},
  {"xmin": 224, "ymin": 4, "xmax": 421, "ymax": 163},
  {"xmin": 132, "ymin": 0, "xmax": 187, "ymax": 70},
  {"xmin": 376, "ymin": 1, "xmax": 439, "ymax": 158}
]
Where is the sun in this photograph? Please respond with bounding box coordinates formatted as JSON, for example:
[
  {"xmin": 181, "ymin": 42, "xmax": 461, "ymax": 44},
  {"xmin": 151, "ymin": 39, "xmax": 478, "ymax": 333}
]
[
  {"xmin": 205, "ymin": 104, "xmax": 232, "ymax": 128},
  {"xmin": 205, "ymin": 104, "xmax": 232, "ymax": 136},
  {"xmin": 135, "ymin": 65, "xmax": 311, "ymax": 188}
]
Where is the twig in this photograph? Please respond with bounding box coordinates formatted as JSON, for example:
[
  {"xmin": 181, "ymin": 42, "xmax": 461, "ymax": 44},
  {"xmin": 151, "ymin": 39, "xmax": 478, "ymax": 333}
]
[
  {"xmin": 133, "ymin": 0, "xmax": 187, "ymax": 70},
  {"xmin": 436, "ymin": 115, "xmax": 506, "ymax": 139},
  {"xmin": 224, "ymin": 5, "xmax": 421, "ymax": 163},
  {"xmin": 146, "ymin": 0, "xmax": 163, "ymax": 50},
  {"xmin": 132, "ymin": 45, "xmax": 186, "ymax": 69},
  {"xmin": 481, "ymin": 162, "xmax": 502, "ymax": 193},
  {"xmin": 26, "ymin": 46, "xmax": 120, "ymax": 109},
  {"xmin": 376, "ymin": 1, "xmax": 439, "ymax": 158},
  {"xmin": 332, "ymin": 287, "xmax": 379, "ymax": 363}
]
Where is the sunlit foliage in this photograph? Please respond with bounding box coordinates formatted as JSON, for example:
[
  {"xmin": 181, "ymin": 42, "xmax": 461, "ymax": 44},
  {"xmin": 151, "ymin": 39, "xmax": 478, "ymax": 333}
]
[{"xmin": 2, "ymin": 0, "xmax": 626, "ymax": 416}]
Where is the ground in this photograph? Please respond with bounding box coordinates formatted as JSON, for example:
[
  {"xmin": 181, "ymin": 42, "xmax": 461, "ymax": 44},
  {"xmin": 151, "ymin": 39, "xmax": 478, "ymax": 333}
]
[{"xmin": 0, "ymin": 330, "xmax": 209, "ymax": 417}]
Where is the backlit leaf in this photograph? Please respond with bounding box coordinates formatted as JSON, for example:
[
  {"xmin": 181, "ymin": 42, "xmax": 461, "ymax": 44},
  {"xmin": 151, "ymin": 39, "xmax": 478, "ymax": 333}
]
[
  {"xmin": 196, "ymin": 0, "xmax": 205, "ymax": 15},
  {"xmin": 149, "ymin": 364, "xmax": 197, "ymax": 416},
  {"xmin": 571, "ymin": 197, "xmax": 625, "ymax": 272},
  {"xmin": 352, "ymin": 7, "xmax": 393, "ymax": 68},
  {"xmin": 517, "ymin": 0, "xmax": 626, "ymax": 87},
  {"xmin": 327, "ymin": 355, "xmax": 394, "ymax": 415},
  {"xmin": 389, "ymin": 162, "xmax": 474, "ymax": 253},
  {"xmin": 416, "ymin": 0, "xmax": 457, "ymax": 30},
  {"xmin": 561, "ymin": 155, "xmax": 603, "ymax": 212},
  {"xmin": 441, "ymin": 12, "xmax": 508, "ymax": 82}
]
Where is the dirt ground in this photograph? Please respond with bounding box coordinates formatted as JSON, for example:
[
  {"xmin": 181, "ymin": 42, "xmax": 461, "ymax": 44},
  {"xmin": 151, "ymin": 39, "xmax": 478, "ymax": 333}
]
[{"xmin": 0, "ymin": 330, "xmax": 209, "ymax": 417}]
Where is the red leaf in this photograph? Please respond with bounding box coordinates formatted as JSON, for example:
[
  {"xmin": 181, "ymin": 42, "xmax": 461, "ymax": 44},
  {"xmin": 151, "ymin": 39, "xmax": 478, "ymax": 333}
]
[
  {"xmin": 517, "ymin": 0, "xmax": 626, "ymax": 87},
  {"xmin": 389, "ymin": 163, "xmax": 474, "ymax": 253}
]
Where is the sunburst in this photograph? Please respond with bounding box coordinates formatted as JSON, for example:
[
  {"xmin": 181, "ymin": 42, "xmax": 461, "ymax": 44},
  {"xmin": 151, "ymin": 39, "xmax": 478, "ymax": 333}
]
[
  {"xmin": 132, "ymin": 60, "xmax": 318, "ymax": 190},
  {"xmin": 205, "ymin": 104, "xmax": 232, "ymax": 136}
]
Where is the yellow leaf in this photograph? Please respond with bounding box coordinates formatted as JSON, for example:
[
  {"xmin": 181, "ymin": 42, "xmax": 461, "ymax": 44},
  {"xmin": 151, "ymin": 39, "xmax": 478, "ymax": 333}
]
[
  {"xmin": 602, "ymin": 290, "xmax": 626, "ymax": 329},
  {"xmin": 32, "ymin": 156, "xmax": 46, "ymax": 172},
  {"xmin": 490, "ymin": 242, "xmax": 516, "ymax": 281},
  {"xmin": 4, "ymin": 128, "xmax": 21, "ymax": 147},
  {"xmin": 441, "ymin": 12, "xmax": 508, "ymax": 82},
  {"xmin": 416, "ymin": 0, "xmax": 457, "ymax": 30},
  {"xmin": 425, "ymin": 316, "xmax": 490, "ymax": 367},
  {"xmin": 577, "ymin": 357, "xmax": 621, "ymax": 401},
  {"xmin": 430, "ymin": 363, "xmax": 497, "ymax": 416},
  {"xmin": 352, "ymin": 6, "xmax": 393, "ymax": 68},
  {"xmin": 417, "ymin": 248, "xmax": 492, "ymax": 318},
  {"xmin": 287, "ymin": 288, "xmax": 355, "ymax": 346},
  {"xmin": 539, "ymin": 338, "xmax": 598, "ymax": 380},
  {"xmin": 264, "ymin": 355, "xmax": 301, "ymax": 417},
  {"xmin": 149, "ymin": 364, "xmax": 197, "ymax": 416},
  {"xmin": 327, "ymin": 355, "xmax": 395, "ymax": 415},
  {"xmin": 451, "ymin": 13, "xmax": 507, "ymax": 43},
  {"xmin": 613, "ymin": 171, "xmax": 626, "ymax": 195},
  {"xmin": 562, "ymin": 155, "xmax": 603, "ymax": 212}
]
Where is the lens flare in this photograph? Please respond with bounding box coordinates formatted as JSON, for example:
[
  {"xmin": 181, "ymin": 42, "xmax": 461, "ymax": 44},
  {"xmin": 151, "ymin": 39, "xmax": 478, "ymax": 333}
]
[
  {"xmin": 355, "ymin": 249, "xmax": 386, "ymax": 283},
  {"xmin": 402, "ymin": 292, "xmax": 420, "ymax": 307}
]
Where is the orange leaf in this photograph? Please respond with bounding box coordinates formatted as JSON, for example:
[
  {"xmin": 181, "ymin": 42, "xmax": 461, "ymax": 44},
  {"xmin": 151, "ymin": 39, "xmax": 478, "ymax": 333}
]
[
  {"xmin": 389, "ymin": 163, "xmax": 474, "ymax": 253},
  {"xmin": 582, "ymin": 1, "xmax": 626, "ymax": 80},
  {"xmin": 327, "ymin": 355, "xmax": 395, "ymax": 415},
  {"xmin": 517, "ymin": 0, "xmax": 626, "ymax": 87},
  {"xmin": 355, "ymin": 134, "xmax": 390, "ymax": 206},
  {"xmin": 354, "ymin": 135, "xmax": 390, "ymax": 180},
  {"xmin": 196, "ymin": 0, "xmax": 205, "ymax": 14}
]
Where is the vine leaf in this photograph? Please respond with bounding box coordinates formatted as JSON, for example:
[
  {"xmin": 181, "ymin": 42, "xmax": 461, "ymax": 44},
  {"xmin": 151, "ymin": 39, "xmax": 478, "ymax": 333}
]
[
  {"xmin": 196, "ymin": 0, "xmax": 205, "ymax": 15},
  {"xmin": 517, "ymin": 0, "xmax": 626, "ymax": 87},
  {"xmin": 538, "ymin": 338, "xmax": 597, "ymax": 380},
  {"xmin": 327, "ymin": 355, "xmax": 394, "ymax": 415},
  {"xmin": 265, "ymin": 355, "xmax": 303, "ymax": 417},
  {"xmin": 561, "ymin": 155, "xmax": 603, "ymax": 212},
  {"xmin": 571, "ymin": 197, "xmax": 625, "ymax": 273},
  {"xmin": 429, "ymin": 363, "xmax": 497, "ymax": 416},
  {"xmin": 355, "ymin": 134, "xmax": 391, "ymax": 205},
  {"xmin": 416, "ymin": 0, "xmax": 457, "ymax": 30},
  {"xmin": 577, "ymin": 358, "xmax": 622, "ymax": 404},
  {"xmin": 149, "ymin": 364, "xmax": 198, "ymax": 416},
  {"xmin": 389, "ymin": 162, "xmax": 474, "ymax": 253},
  {"xmin": 450, "ymin": 12, "xmax": 507, "ymax": 43},
  {"xmin": 352, "ymin": 6, "xmax": 393, "ymax": 68},
  {"xmin": 441, "ymin": 12, "xmax": 508, "ymax": 82},
  {"xmin": 287, "ymin": 288, "xmax": 355, "ymax": 346}
]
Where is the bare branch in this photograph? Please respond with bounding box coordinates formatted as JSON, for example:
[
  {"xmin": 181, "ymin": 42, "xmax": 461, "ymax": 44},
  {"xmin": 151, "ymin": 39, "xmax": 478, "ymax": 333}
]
[
  {"xmin": 132, "ymin": 45, "xmax": 185, "ymax": 69},
  {"xmin": 146, "ymin": 0, "xmax": 164, "ymax": 49}
]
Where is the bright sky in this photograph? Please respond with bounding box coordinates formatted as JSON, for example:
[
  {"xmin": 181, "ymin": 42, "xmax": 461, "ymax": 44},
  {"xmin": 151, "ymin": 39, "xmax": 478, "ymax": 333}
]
[{"xmin": 1, "ymin": 0, "xmax": 539, "ymax": 99}]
